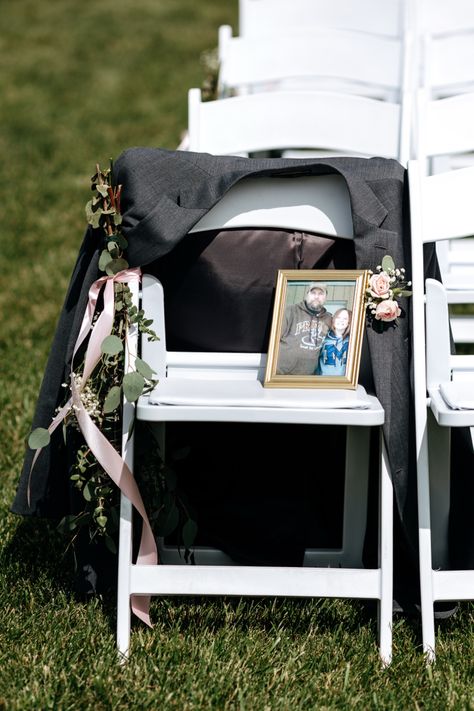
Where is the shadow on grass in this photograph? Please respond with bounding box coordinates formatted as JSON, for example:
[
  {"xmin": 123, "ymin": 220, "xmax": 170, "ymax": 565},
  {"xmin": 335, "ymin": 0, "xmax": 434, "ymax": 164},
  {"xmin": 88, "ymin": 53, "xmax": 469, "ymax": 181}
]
[
  {"xmin": 1, "ymin": 516, "xmax": 118, "ymax": 627},
  {"xmin": 2, "ymin": 517, "xmax": 73, "ymax": 588},
  {"xmin": 144, "ymin": 595, "xmax": 383, "ymax": 638}
]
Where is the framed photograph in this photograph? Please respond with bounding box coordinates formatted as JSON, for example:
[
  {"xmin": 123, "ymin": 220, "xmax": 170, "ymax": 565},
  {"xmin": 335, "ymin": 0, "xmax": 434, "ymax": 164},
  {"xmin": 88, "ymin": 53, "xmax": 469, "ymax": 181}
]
[{"xmin": 264, "ymin": 269, "xmax": 368, "ymax": 389}]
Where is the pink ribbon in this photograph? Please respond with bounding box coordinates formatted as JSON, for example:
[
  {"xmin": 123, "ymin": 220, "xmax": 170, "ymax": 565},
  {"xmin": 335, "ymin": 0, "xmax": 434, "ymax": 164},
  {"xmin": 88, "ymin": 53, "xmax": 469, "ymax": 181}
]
[{"xmin": 30, "ymin": 268, "xmax": 157, "ymax": 626}]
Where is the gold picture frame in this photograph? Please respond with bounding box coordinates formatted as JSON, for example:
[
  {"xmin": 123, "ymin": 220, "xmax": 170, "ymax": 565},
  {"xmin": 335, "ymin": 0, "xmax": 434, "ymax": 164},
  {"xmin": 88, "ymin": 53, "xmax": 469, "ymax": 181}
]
[{"xmin": 264, "ymin": 270, "xmax": 368, "ymax": 389}]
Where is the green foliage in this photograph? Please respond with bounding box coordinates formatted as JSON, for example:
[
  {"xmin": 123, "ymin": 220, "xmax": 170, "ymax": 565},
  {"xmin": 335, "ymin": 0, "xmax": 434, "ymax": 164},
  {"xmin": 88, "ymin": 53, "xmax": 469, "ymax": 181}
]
[
  {"xmin": 28, "ymin": 427, "xmax": 50, "ymax": 449},
  {"xmin": 100, "ymin": 335, "xmax": 123, "ymax": 356},
  {"xmin": 135, "ymin": 356, "xmax": 156, "ymax": 380},
  {"xmin": 103, "ymin": 385, "xmax": 121, "ymax": 413},
  {"xmin": 381, "ymin": 255, "xmax": 395, "ymax": 272},
  {"xmin": 123, "ymin": 371, "xmax": 145, "ymax": 402}
]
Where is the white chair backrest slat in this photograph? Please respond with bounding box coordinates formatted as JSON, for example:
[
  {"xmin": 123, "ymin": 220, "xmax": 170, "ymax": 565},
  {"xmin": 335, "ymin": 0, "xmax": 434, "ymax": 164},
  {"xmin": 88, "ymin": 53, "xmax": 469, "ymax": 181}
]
[
  {"xmin": 239, "ymin": 0, "xmax": 405, "ymax": 39},
  {"xmin": 425, "ymin": 278, "xmax": 452, "ymax": 388},
  {"xmin": 218, "ymin": 28, "xmax": 403, "ymax": 97},
  {"xmin": 417, "ymin": 0, "xmax": 474, "ymax": 36},
  {"xmin": 189, "ymin": 176, "xmax": 354, "ymax": 239},
  {"xmin": 418, "ymin": 166, "xmax": 474, "ymax": 243},
  {"xmin": 188, "ymin": 88, "xmax": 405, "ymax": 163},
  {"xmin": 420, "ymin": 92, "xmax": 474, "ymax": 163},
  {"xmin": 423, "ymin": 33, "xmax": 474, "ymax": 97}
]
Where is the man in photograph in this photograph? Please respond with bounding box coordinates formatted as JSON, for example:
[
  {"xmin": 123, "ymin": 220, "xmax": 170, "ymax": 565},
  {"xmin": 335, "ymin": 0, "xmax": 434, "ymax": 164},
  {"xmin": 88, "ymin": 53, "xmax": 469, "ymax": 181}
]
[{"xmin": 276, "ymin": 283, "xmax": 333, "ymax": 375}]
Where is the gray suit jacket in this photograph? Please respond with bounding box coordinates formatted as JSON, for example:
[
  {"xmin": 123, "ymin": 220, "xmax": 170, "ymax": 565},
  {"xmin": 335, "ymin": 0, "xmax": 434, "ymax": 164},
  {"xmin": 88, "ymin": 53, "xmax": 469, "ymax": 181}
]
[{"xmin": 14, "ymin": 148, "xmax": 472, "ymax": 578}]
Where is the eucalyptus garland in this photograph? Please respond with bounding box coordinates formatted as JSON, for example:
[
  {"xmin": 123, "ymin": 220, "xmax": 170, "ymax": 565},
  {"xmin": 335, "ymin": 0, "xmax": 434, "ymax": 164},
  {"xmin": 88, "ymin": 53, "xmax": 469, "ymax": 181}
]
[{"xmin": 29, "ymin": 162, "xmax": 197, "ymax": 560}]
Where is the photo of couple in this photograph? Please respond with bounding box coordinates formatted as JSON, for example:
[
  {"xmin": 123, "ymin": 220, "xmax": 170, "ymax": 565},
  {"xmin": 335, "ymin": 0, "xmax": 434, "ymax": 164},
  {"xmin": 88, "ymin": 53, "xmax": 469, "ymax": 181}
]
[
  {"xmin": 276, "ymin": 283, "xmax": 352, "ymax": 377},
  {"xmin": 264, "ymin": 270, "xmax": 367, "ymax": 389}
]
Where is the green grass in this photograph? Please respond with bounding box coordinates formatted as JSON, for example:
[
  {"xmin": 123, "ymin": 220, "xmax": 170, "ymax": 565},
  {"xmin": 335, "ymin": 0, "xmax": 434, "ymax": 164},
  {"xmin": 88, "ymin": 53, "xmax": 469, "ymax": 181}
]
[{"xmin": 0, "ymin": 1, "xmax": 473, "ymax": 708}]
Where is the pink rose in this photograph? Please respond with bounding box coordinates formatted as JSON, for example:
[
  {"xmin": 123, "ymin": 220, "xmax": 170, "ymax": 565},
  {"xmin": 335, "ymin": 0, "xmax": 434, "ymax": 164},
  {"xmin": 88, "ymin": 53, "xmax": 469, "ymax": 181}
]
[
  {"xmin": 369, "ymin": 272, "xmax": 391, "ymax": 298},
  {"xmin": 374, "ymin": 299, "xmax": 401, "ymax": 322}
]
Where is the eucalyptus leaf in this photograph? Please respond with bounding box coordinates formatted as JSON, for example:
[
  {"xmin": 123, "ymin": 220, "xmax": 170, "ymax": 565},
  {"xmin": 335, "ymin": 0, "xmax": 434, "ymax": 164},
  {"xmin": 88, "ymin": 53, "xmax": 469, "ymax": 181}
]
[
  {"xmin": 96, "ymin": 515, "xmax": 108, "ymax": 528},
  {"xmin": 103, "ymin": 385, "xmax": 122, "ymax": 413},
  {"xmin": 101, "ymin": 335, "xmax": 123, "ymax": 356},
  {"xmin": 113, "ymin": 214, "xmax": 123, "ymax": 227},
  {"xmin": 399, "ymin": 290, "xmax": 412, "ymax": 297},
  {"xmin": 157, "ymin": 504, "xmax": 179, "ymax": 537},
  {"xmin": 135, "ymin": 357, "xmax": 156, "ymax": 380},
  {"xmin": 123, "ymin": 372, "xmax": 145, "ymax": 402},
  {"xmin": 182, "ymin": 518, "xmax": 198, "ymax": 550},
  {"xmin": 28, "ymin": 427, "xmax": 50, "ymax": 449},
  {"xmin": 107, "ymin": 240, "xmax": 118, "ymax": 254},
  {"xmin": 381, "ymin": 255, "xmax": 395, "ymax": 272},
  {"xmin": 83, "ymin": 482, "xmax": 92, "ymax": 502},
  {"xmin": 96, "ymin": 184, "xmax": 109, "ymax": 197},
  {"xmin": 98, "ymin": 248, "xmax": 113, "ymax": 272},
  {"xmin": 85, "ymin": 200, "xmax": 102, "ymax": 228},
  {"xmin": 114, "ymin": 233, "xmax": 127, "ymax": 249},
  {"xmin": 105, "ymin": 258, "xmax": 129, "ymax": 276}
]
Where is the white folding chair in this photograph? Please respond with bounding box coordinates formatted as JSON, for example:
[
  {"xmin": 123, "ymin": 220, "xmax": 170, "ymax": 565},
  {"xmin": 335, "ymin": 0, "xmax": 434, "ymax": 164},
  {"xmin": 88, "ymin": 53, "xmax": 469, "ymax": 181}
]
[
  {"xmin": 239, "ymin": 0, "xmax": 408, "ymax": 39},
  {"xmin": 409, "ymin": 159, "xmax": 474, "ymax": 660},
  {"xmin": 414, "ymin": 89, "xmax": 474, "ymax": 343},
  {"xmin": 415, "ymin": 0, "xmax": 474, "ymax": 37},
  {"xmin": 117, "ymin": 175, "xmax": 393, "ymax": 665},
  {"xmin": 217, "ymin": 25, "xmax": 411, "ymax": 103},
  {"xmin": 187, "ymin": 87, "xmax": 410, "ymax": 165}
]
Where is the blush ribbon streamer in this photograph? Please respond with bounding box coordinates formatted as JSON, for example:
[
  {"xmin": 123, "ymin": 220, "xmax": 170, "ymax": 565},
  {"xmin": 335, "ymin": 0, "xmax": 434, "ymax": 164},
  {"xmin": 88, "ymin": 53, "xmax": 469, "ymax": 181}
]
[{"xmin": 29, "ymin": 267, "xmax": 157, "ymax": 626}]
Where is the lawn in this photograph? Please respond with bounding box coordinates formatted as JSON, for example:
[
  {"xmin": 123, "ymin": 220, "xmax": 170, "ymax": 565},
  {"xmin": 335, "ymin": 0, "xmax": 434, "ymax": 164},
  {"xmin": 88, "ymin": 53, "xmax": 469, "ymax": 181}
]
[{"xmin": 0, "ymin": 1, "xmax": 473, "ymax": 709}]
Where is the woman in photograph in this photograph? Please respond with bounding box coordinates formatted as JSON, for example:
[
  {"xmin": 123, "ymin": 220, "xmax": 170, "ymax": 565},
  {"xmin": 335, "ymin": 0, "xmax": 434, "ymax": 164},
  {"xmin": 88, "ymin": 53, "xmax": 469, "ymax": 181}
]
[{"xmin": 315, "ymin": 308, "xmax": 352, "ymax": 376}]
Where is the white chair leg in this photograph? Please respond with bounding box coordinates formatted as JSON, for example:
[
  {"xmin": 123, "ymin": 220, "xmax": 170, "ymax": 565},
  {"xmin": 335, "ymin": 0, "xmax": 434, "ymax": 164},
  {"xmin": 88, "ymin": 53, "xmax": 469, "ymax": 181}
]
[
  {"xmin": 117, "ymin": 278, "xmax": 139, "ymax": 660},
  {"xmin": 417, "ymin": 424, "xmax": 436, "ymax": 662},
  {"xmin": 378, "ymin": 433, "xmax": 393, "ymax": 667},
  {"xmin": 117, "ymin": 494, "xmax": 133, "ymax": 661}
]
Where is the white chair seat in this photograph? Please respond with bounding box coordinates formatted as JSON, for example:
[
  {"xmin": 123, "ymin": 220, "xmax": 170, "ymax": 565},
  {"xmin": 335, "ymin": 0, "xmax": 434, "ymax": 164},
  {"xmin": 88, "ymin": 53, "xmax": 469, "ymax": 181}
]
[
  {"xmin": 429, "ymin": 384, "xmax": 474, "ymax": 425},
  {"xmin": 140, "ymin": 380, "xmax": 382, "ymax": 425},
  {"xmin": 145, "ymin": 379, "xmax": 375, "ymax": 411}
]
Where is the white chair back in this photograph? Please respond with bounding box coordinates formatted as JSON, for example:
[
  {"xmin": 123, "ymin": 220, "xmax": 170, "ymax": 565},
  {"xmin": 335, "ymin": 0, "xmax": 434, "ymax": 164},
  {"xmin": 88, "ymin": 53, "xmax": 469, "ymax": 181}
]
[
  {"xmin": 188, "ymin": 88, "xmax": 410, "ymax": 165},
  {"xmin": 413, "ymin": 89, "xmax": 474, "ymax": 342},
  {"xmin": 239, "ymin": 0, "xmax": 407, "ymax": 39},
  {"xmin": 416, "ymin": 90, "xmax": 474, "ymax": 168},
  {"xmin": 218, "ymin": 25, "xmax": 409, "ymax": 102},
  {"xmin": 416, "ymin": 0, "xmax": 474, "ymax": 36},
  {"xmin": 421, "ymin": 33, "xmax": 474, "ymax": 99}
]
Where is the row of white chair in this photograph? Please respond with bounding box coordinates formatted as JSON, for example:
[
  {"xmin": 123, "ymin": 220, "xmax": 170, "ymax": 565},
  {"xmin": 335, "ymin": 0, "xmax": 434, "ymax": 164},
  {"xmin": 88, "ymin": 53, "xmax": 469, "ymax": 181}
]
[
  {"xmin": 115, "ymin": 0, "xmax": 474, "ymax": 664},
  {"xmin": 215, "ymin": 1, "xmax": 474, "ymax": 342}
]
